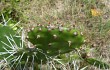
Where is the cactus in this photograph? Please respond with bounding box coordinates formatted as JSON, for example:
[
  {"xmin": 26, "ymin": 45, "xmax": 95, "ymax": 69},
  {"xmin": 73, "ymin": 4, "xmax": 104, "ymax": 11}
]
[
  {"xmin": 0, "ymin": 25, "xmax": 22, "ymax": 69},
  {"xmin": 27, "ymin": 24, "xmax": 84, "ymax": 56},
  {"xmin": 0, "ymin": 25, "xmax": 20, "ymax": 52},
  {"xmin": 0, "ymin": 24, "xmax": 109, "ymax": 70},
  {"xmin": 0, "ymin": 24, "xmax": 84, "ymax": 69}
]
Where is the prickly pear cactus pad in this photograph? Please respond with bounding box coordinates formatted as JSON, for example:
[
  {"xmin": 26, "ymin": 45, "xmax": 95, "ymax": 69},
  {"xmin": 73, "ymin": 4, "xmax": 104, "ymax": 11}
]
[
  {"xmin": 27, "ymin": 24, "xmax": 84, "ymax": 56},
  {"xmin": 0, "ymin": 26, "xmax": 16, "ymax": 51},
  {"xmin": 0, "ymin": 26, "xmax": 21, "ymax": 59}
]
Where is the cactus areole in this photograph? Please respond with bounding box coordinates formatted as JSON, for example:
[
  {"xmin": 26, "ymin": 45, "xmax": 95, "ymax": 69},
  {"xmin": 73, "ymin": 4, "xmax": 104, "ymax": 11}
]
[{"xmin": 27, "ymin": 24, "xmax": 84, "ymax": 56}]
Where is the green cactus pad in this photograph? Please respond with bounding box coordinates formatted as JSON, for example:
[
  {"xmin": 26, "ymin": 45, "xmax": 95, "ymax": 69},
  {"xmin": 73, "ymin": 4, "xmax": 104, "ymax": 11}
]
[
  {"xmin": 0, "ymin": 26, "xmax": 21, "ymax": 59},
  {"xmin": 27, "ymin": 24, "xmax": 84, "ymax": 56}
]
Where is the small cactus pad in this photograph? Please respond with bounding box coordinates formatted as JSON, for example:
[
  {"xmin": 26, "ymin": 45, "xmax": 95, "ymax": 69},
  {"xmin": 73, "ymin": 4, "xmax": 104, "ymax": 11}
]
[{"xmin": 27, "ymin": 24, "xmax": 84, "ymax": 56}]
